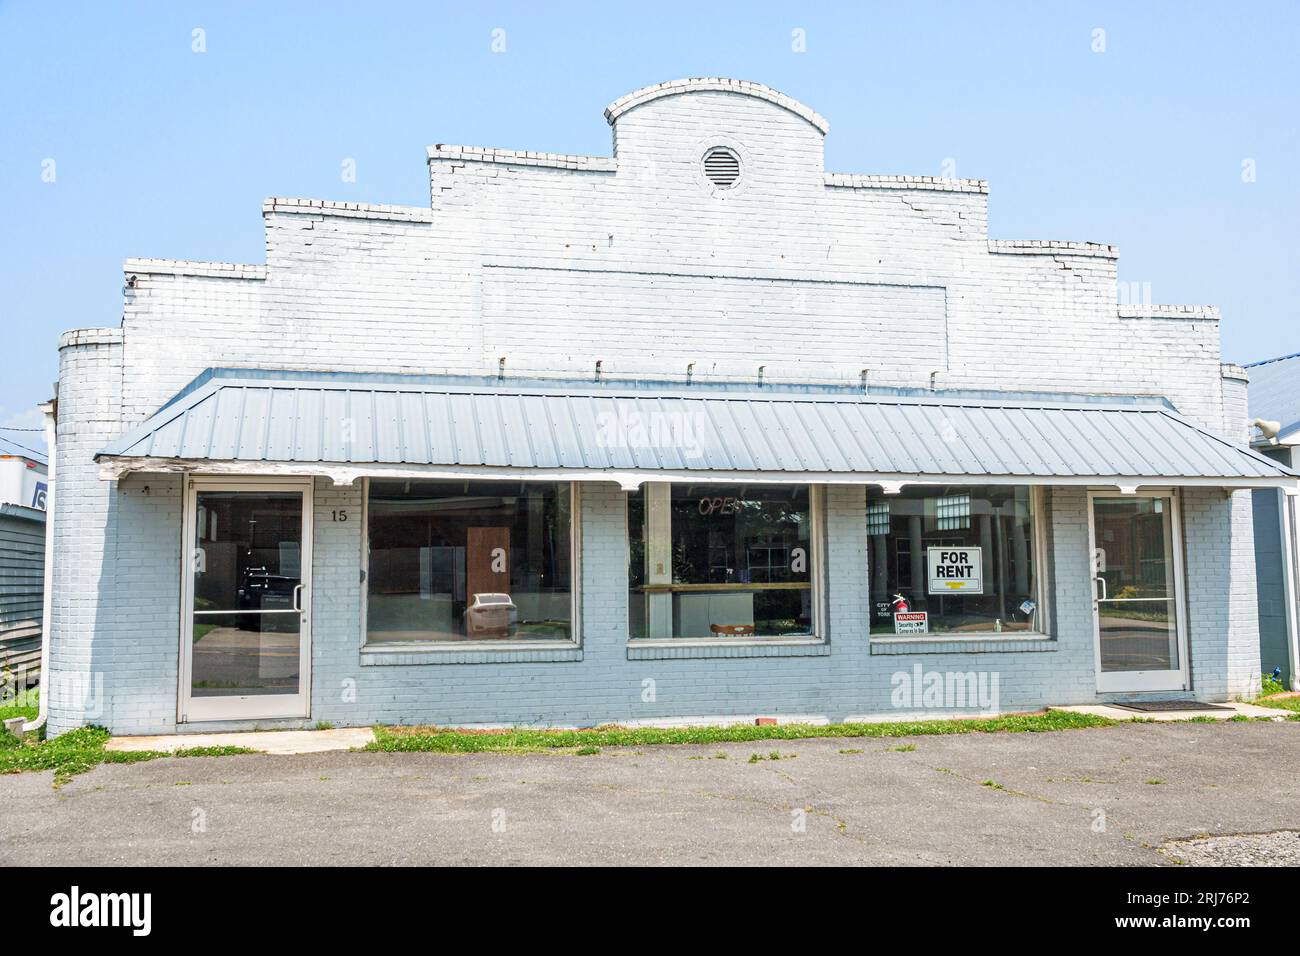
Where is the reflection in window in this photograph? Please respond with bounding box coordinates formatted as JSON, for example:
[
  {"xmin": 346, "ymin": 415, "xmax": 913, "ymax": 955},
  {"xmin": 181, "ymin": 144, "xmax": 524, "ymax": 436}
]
[
  {"xmin": 868, "ymin": 485, "xmax": 1039, "ymax": 635},
  {"xmin": 366, "ymin": 481, "xmax": 572, "ymax": 643},
  {"xmin": 629, "ymin": 483, "xmax": 815, "ymax": 640},
  {"xmin": 191, "ymin": 491, "xmax": 303, "ymax": 696},
  {"xmin": 1093, "ymin": 497, "xmax": 1179, "ymax": 672},
  {"xmin": 865, "ymin": 500, "xmax": 890, "ymax": 537},
  {"xmin": 933, "ymin": 492, "xmax": 971, "ymax": 531}
]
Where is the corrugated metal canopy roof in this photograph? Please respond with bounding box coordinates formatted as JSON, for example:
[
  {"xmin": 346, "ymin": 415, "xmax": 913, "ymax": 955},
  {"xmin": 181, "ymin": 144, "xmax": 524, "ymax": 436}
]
[{"xmin": 97, "ymin": 369, "xmax": 1299, "ymax": 490}]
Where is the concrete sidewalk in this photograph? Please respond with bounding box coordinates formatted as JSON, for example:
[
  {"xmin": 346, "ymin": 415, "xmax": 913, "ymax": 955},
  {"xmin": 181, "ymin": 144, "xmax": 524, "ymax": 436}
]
[
  {"xmin": 105, "ymin": 727, "xmax": 374, "ymax": 755},
  {"xmin": 4, "ymin": 720, "xmax": 1298, "ymax": 866},
  {"xmin": 1050, "ymin": 701, "xmax": 1285, "ymax": 721}
]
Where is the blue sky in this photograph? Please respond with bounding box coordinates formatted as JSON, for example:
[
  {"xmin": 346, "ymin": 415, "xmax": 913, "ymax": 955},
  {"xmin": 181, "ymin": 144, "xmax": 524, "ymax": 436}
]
[{"xmin": 2, "ymin": 1, "xmax": 1297, "ymax": 457}]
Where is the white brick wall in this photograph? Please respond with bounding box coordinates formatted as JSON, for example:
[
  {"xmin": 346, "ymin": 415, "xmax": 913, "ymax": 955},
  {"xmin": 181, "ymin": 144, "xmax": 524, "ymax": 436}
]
[
  {"xmin": 108, "ymin": 82, "xmax": 1227, "ymax": 427},
  {"xmin": 47, "ymin": 79, "xmax": 1263, "ymax": 733},
  {"xmin": 47, "ymin": 333, "xmax": 123, "ymax": 735}
]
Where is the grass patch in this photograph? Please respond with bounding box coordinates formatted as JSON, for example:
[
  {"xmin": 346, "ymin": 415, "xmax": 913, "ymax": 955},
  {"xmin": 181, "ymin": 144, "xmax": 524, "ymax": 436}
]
[
  {"xmin": 1, "ymin": 727, "xmax": 119, "ymax": 781},
  {"xmin": 367, "ymin": 710, "xmax": 1116, "ymax": 755},
  {"xmin": 2, "ymin": 689, "xmax": 258, "ymax": 783},
  {"xmin": 0, "ymin": 722, "xmax": 258, "ymax": 785},
  {"xmin": 0, "ymin": 689, "xmax": 39, "ymax": 724},
  {"xmin": 1253, "ymin": 693, "xmax": 1300, "ymax": 714},
  {"xmin": 1252, "ymin": 674, "xmax": 1299, "ymax": 715},
  {"xmin": 169, "ymin": 745, "xmax": 260, "ymax": 758}
]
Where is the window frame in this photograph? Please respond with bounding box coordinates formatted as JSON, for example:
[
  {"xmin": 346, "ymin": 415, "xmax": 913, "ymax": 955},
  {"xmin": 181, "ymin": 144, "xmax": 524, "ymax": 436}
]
[
  {"xmin": 359, "ymin": 477, "xmax": 582, "ymax": 653},
  {"xmin": 626, "ymin": 482, "xmax": 827, "ymax": 646},
  {"xmin": 867, "ymin": 484, "xmax": 1052, "ymax": 643}
]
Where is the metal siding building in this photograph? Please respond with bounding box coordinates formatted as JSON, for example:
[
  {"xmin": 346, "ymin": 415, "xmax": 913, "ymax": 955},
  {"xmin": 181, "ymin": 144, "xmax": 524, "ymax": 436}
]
[
  {"xmin": 0, "ymin": 504, "xmax": 45, "ymax": 682},
  {"xmin": 1246, "ymin": 353, "xmax": 1300, "ymax": 689}
]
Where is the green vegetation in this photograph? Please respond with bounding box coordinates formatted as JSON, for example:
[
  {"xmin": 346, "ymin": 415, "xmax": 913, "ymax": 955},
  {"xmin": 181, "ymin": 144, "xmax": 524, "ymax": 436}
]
[
  {"xmin": 1254, "ymin": 693, "xmax": 1300, "ymax": 715},
  {"xmin": 0, "ymin": 689, "xmax": 39, "ymax": 724},
  {"xmin": 748, "ymin": 750, "xmax": 793, "ymax": 763},
  {"xmin": 0, "ymin": 693, "xmax": 258, "ymax": 785},
  {"xmin": 0, "ymin": 727, "xmax": 259, "ymax": 785},
  {"xmin": 367, "ymin": 710, "xmax": 1117, "ymax": 755},
  {"xmin": 1250, "ymin": 672, "xmax": 1300, "ymax": 714}
]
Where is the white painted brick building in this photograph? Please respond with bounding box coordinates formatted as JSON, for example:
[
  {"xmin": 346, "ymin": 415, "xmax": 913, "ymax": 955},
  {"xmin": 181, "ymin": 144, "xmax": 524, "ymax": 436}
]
[{"xmin": 41, "ymin": 79, "xmax": 1295, "ymax": 735}]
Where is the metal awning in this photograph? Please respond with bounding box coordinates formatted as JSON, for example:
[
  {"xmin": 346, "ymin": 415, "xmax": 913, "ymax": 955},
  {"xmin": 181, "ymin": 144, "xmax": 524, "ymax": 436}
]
[{"xmin": 97, "ymin": 369, "xmax": 1300, "ymax": 492}]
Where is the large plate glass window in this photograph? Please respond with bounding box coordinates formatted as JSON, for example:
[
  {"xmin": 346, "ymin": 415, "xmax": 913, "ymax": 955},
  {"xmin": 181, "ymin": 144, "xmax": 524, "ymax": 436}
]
[
  {"xmin": 366, "ymin": 480, "xmax": 573, "ymax": 644},
  {"xmin": 866, "ymin": 485, "xmax": 1040, "ymax": 636},
  {"xmin": 629, "ymin": 483, "xmax": 817, "ymax": 640}
]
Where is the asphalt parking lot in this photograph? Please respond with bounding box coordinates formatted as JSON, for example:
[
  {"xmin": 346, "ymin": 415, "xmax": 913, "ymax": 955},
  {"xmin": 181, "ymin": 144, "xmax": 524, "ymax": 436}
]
[{"xmin": 2, "ymin": 721, "xmax": 1297, "ymax": 866}]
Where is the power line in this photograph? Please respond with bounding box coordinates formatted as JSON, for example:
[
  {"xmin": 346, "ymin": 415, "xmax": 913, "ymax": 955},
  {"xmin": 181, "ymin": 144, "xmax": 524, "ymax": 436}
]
[
  {"xmin": 0, "ymin": 435, "xmax": 47, "ymax": 461},
  {"xmin": 0, "ymin": 426, "xmax": 44, "ymax": 432}
]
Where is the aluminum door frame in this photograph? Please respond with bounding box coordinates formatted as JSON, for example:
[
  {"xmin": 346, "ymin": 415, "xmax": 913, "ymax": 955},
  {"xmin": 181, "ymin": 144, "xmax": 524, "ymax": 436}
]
[{"xmin": 179, "ymin": 476, "xmax": 313, "ymax": 723}]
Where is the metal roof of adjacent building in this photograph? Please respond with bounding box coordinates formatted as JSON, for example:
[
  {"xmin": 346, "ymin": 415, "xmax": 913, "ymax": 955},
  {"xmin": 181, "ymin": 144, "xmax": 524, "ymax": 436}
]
[
  {"xmin": 1246, "ymin": 351, "xmax": 1300, "ymax": 443},
  {"xmin": 96, "ymin": 369, "xmax": 1298, "ymax": 490}
]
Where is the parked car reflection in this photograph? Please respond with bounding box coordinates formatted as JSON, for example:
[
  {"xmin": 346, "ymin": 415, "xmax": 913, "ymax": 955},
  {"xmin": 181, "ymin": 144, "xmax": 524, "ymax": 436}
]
[
  {"xmin": 466, "ymin": 592, "xmax": 518, "ymax": 637},
  {"xmin": 236, "ymin": 565, "xmax": 298, "ymax": 631}
]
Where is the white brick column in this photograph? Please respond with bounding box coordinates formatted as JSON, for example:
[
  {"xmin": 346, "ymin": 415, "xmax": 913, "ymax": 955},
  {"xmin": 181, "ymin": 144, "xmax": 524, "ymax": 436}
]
[{"xmin": 47, "ymin": 330, "xmax": 123, "ymax": 735}]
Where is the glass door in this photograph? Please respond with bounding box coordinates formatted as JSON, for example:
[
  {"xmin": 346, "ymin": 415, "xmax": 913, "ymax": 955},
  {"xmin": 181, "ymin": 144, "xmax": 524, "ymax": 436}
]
[
  {"xmin": 1089, "ymin": 492, "xmax": 1188, "ymax": 693},
  {"xmin": 181, "ymin": 479, "xmax": 312, "ymax": 722}
]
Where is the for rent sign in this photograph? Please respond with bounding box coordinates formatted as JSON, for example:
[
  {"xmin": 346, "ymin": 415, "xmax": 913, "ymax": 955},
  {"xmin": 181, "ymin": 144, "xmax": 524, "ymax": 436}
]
[{"xmin": 927, "ymin": 547, "xmax": 983, "ymax": 594}]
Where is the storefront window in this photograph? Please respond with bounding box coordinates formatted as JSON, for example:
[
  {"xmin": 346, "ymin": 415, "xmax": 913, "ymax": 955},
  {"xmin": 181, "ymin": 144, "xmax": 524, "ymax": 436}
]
[
  {"xmin": 629, "ymin": 483, "xmax": 816, "ymax": 640},
  {"xmin": 366, "ymin": 480, "xmax": 573, "ymax": 644},
  {"xmin": 867, "ymin": 485, "xmax": 1039, "ymax": 636}
]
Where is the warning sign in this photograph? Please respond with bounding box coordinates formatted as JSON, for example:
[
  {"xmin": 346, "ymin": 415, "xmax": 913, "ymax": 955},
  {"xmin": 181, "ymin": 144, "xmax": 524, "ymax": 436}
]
[
  {"xmin": 927, "ymin": 547, "xmax": 983, "ymax": 594},
  {"xmin": 893, "ymin": 611, "xmax": 929, "ymax": 635}
]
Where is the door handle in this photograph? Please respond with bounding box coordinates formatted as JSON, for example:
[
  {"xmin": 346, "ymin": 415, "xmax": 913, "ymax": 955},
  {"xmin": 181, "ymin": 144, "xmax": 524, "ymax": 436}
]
[
  {"xmin": 1093, "ymin": 576, "xmax": 1107, "ymax": 601},
  {"xmin": 293, "ymin": 584, "xmax": 305, "ymax": 613}
]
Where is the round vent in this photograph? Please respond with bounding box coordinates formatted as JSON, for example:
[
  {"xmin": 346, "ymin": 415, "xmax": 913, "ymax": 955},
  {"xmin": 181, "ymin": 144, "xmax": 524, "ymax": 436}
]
[{"xmin": 703, "ymin": 147, "xmax": 741, "ymax": 189}]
